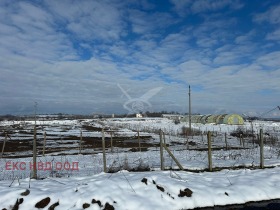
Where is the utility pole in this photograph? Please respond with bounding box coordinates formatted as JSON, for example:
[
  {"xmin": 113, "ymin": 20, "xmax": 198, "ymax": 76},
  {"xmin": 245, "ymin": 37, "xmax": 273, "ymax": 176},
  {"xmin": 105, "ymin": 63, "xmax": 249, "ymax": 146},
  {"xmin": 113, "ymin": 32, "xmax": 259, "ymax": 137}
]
[{"xmin": 188, "ymin": 85, "xmax": 191, "ymax": 135}]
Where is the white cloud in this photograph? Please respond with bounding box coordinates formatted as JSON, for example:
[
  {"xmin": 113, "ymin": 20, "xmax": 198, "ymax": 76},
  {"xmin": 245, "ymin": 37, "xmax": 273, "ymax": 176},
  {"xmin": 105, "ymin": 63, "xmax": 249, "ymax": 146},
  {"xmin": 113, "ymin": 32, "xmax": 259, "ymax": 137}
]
[
  {"xmin": 0, "ymin": 0, "xmax": 279, "ymax": 115},
  {"xmin": 44, "ymin": 0, "xmax": 126, "ymax": 42},
  {"xmin": 257, "ymin": 51, "xmax": 280, "ymax": 68},
  {"xmin": 266, "ymin": 29, "xmax": 280, "ymax": 41},
  {"xmin": 170, "ymin": 0, "xmax": 243, "ymax": 16},
  {"xmin": 253, "ymin": 4, "xmax": 280, "ymax": 24}
]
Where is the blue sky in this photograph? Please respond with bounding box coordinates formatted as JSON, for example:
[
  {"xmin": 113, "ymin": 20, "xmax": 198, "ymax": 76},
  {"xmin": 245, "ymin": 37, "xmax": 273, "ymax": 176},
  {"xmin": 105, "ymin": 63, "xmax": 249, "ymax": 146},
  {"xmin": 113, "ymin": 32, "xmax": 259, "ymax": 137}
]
[{"xmin": 0, "ymin": 0, "xmax": 280, "ymax": 117}]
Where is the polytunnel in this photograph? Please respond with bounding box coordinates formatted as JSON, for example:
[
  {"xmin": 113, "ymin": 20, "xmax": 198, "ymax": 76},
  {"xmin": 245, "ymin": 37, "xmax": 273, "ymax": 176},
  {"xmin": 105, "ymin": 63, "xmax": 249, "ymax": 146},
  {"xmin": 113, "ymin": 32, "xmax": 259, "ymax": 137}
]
[
  {"xmin": 223, "ymin": 114, "xmax": 244, "ymax": 125},
  {"xmin": 207, "ymin": 115, "xmax": 219, "ymax": 124}
]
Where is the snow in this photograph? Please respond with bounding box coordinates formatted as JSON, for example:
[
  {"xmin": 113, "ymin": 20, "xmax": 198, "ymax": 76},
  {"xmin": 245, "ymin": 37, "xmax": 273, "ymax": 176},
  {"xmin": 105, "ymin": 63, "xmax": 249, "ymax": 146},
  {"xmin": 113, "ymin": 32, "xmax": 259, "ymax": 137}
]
[
  {"xmin": 1, "ymin": 168, "xmax": 280, "ymax": 210},
  {"xmin": 1, "ymin": 118, "xmax": 280, "ymax": 209}
]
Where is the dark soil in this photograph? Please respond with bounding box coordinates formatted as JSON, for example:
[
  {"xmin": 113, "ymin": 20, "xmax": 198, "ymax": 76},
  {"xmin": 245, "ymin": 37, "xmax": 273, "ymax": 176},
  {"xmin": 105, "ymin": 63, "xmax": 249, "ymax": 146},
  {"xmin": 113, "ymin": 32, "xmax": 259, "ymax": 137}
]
[
  {"xmin": 20, "ymin": 189, "xmax": 30, "ymax": 196},
  {"xmin": 48, "ymin": 202, "xmax": 59, "ymax": 210},
  {"xmin": 82, "ymin": 203, "xmax": 90, "ymax": 209},
  {"xmin": 35, "ymin": 197, "xmax": 50, "ymax": 208},
  {"xmin": 92, "ymin": 199, "xmax": 102, "ymax": 207},
  {"xmin": 178, "ymin": 188, "xmax": 193, "ymax": 197},
  {"xmin": 103, "ymin": 202, "xmax": 114, "ymax": 210},
  {"xmin": 0, "ymin": 131, "xmax": 156, "ymax": 158}
]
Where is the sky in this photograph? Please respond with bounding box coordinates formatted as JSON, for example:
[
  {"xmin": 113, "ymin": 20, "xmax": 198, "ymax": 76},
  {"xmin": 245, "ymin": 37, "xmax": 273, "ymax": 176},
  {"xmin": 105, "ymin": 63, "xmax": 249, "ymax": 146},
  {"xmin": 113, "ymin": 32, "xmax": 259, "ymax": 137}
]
[{"xmin": 0, "ymin": 0, "xmax": 280, "ymax": 117}]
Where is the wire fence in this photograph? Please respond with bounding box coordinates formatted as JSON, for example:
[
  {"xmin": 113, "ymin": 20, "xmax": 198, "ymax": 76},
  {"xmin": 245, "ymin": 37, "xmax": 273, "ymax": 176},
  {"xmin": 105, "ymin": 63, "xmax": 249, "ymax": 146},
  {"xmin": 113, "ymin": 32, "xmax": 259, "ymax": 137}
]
[{"xmin": 1, "ymin": 119, "xmax": 280, "ymax": 180}]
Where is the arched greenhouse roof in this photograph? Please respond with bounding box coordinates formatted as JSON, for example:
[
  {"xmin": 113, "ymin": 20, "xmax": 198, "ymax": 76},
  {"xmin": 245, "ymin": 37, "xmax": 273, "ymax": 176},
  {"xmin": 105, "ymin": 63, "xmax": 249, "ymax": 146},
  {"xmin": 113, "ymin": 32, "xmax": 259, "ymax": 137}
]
[{"xmin": 223, "ymin": 114, "xmax": 244, "ymax": 125}]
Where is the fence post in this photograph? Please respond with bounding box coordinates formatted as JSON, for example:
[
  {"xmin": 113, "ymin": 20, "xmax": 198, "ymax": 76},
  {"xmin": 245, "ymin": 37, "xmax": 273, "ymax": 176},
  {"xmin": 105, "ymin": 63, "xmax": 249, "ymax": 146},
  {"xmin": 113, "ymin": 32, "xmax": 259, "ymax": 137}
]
[
  {"xmin": 138, "ymin": 130, "xmax": 141, "ymax": 152},
  {"xmin": 225, "ymin": 133, "xmax": 228, "ymax": 150},
  {"xmin": 1, "ymin": 133, "xmax": 7, "ymax": 158},
  {"xmin": 260, "ymin": 129, "xmax": 264, "ymax": 169},
  {"xmin": 162, "ymin": 144, "xmax": 184, "ymax": 170},
  {"xmin": 43, "ymin": 131, "xmax": 46, "ymax": 156},
  {"xmin": 102, "ymin": 128, "xmax": 107, "ymax": 172},
  {"xmin": 207, "ymin": 131, "xmax": 212, "ymax": 172},
  {"xmin": 241, "ymin": 134, "xmax": 245, "ymax": 148},
  {"xmin": 251, "ymin": 121, "xmax": 255, "ymax": 147},
  {"xmin": 33, "ymin": 125, "xmax": 37, "ymax": 179},
  {"xmin": 160, "ymin": 129, "xmax": 164, "ymax": 170},
  {"xmin": 110, "ymin": 130, "xmax": 113, "ymax": 152},
  {"xmin": 79, "ymin": 130, "xmax": 82, "ymax": 154}
]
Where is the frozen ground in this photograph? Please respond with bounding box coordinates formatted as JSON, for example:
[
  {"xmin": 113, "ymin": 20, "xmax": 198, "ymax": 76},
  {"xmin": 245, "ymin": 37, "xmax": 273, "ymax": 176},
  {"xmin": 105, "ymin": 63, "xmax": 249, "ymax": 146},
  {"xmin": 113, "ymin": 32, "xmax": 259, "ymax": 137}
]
[
  {"xmin": 0, "ymin": 117, "xmax": 280, "ymax": 209},
  {"xmin": 1, "ymin": 167, "xmax": 280, "ymax": 209}
]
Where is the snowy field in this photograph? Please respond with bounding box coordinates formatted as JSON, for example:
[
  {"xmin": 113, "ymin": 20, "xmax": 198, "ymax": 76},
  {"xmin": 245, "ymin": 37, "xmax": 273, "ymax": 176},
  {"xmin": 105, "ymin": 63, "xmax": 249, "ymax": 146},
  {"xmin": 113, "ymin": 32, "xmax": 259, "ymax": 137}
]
[{"xmin": 0, "ymin": 117, "xmax": 280, "ymax": 209}]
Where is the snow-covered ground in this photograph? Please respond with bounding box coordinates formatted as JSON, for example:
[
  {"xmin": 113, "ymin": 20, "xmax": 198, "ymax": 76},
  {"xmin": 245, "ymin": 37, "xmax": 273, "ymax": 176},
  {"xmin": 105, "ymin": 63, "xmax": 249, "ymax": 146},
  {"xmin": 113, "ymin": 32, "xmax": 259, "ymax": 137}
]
[
  {"xmin": 1, "ymin": 168, "xmax": 280, "ymax": 209},
  {"xmin": 0, "ymin": 117, "xmax": 280, "ymax": 209}
]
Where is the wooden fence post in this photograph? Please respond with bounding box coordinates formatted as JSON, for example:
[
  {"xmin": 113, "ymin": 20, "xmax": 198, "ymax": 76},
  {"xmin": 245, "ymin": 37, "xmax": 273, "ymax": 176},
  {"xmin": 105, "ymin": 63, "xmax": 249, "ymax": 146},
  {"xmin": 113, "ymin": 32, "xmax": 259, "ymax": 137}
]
[
  {"xmin": 43, "ymin": 131, "xmax": 46, "ymax": 156},
  {"xmin": 110, "ymin": 130, "xmax": 113, "ymax": 152},
  {"xmin": 163, "ymin": 144, "xmax": 184, "ymax": 170},
  {"xmin": 1, "ymin": 134, "xmax": 7, "ymax": 158},
  {"xmin": 102, "ymin": 128, "xmax": 107, "ymax": 172},
  {"xmin": 138, "ymin": 130, "xmax": 141, "ymax": 152},
  {"xmin": 251, "ymin": 121, "xmax": 255, "ymax": 147},
  {"xmin": 160, "ymin": 129, "xmax": 164, "ymax": 170},
  {"xmin": 33, "ymin": 125, "xmax": 37, "ymax": 179},
  {"xmin": 207, "ymin": 131, "xmax": 212, "ymax": 172},
  {"xmin": 79, "ymin": 130, "xmax": 82, "ymax": 154},
  {"xmin": 225, "ymin": 133, "xmax": 228, "ymax": 150},
  {"xmin": 260, "ymin": 129, "xmax": 264, "ymax": 169},
  {"xmin": 241, "ymin": 134, "xmax": 245, "ymax": 148}
]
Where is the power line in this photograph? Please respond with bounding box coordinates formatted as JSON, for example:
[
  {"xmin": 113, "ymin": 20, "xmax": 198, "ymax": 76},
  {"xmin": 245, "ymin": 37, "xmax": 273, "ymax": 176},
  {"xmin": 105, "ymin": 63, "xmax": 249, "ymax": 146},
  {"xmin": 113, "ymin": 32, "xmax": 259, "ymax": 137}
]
[{"xmin": 258, "ymin": 106, "xmax": 280, "ymax": 118}]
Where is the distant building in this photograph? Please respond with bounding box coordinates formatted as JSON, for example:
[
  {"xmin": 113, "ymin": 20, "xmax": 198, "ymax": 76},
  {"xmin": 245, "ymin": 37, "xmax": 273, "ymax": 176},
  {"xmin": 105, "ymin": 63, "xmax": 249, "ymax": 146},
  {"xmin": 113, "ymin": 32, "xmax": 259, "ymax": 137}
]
[
  {"xmin": 136, "ymin": 113, "xmax": 143, "ymax": 118},
  {"xmin": 161, "ymin": 114, "xmax": 184, "ymax": 120}
]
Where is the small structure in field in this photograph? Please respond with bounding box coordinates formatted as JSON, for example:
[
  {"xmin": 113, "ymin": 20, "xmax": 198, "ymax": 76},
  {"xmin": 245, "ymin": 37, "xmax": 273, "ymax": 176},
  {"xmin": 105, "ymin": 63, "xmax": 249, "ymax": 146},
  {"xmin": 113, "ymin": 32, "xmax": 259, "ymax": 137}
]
[{"xmin": 136, "ymin": 113, "xmax": 143, "ymax": 118}]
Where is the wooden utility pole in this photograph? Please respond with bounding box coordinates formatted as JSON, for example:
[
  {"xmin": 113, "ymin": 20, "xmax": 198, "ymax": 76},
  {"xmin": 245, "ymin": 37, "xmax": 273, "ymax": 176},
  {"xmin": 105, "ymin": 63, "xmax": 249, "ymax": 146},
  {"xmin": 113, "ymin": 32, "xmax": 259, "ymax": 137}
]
[{"xmin": 188, "ymin": 85, "xmax": 191, "ymax": 135}]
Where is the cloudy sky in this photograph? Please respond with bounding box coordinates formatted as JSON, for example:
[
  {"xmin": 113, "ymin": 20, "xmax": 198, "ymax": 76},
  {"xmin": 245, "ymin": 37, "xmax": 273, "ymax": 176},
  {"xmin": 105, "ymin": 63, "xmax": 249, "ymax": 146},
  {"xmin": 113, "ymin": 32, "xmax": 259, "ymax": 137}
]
[{"xmin": 0, "ymin": 0, "xmax": 280, "ymax": 117}]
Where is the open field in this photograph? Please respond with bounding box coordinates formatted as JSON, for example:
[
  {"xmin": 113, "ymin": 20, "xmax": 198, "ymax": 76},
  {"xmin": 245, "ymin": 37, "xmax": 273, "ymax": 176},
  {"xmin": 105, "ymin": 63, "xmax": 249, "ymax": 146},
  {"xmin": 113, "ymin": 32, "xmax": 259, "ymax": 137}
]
[
  {"xmin": 1, "ymin": 117, "xmax": 280, "ymax": 209},
  {"xmin": 1, "ymin": 117, "xmax": 280, "ymax": 178}
]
